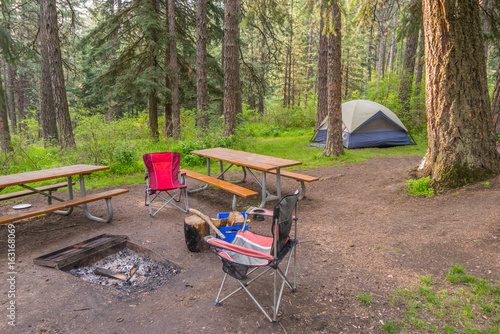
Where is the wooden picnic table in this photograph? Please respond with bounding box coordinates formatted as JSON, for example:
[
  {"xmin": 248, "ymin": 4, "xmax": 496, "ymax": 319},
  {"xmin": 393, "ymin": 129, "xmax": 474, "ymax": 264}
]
[
  {"xmin": 190, "ymin": 148, "xmax": 302, "ymax": 207},
  {"xmin": 0, "ymin": 165, "xmax": 128, "ymax": 225}
]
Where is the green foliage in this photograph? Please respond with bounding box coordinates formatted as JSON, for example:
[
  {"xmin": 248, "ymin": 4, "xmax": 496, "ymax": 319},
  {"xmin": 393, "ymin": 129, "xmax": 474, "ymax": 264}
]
[{"xmin": 406, "ymin": 176, "xmax": 435, "ymax": 197}]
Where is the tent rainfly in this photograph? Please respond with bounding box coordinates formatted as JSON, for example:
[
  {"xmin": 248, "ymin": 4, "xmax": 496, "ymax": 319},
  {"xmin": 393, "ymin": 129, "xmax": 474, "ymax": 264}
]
[{"xmin": 311, "ymin": 100, "xmax": 415, "ymax": 149}]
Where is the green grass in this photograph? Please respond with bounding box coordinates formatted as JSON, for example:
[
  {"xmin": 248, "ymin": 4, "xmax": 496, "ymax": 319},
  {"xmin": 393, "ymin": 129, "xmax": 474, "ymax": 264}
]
[
  {"xmin": 380, "ymin": 265, "xmax": 500, "ymax": 333},
  {"xmin": 357, "ymin": 292, "xmax": 375, "ymax": 306},
  {"xmin": 0, "ymin": 130, "xmax": 427, "ymax": 193}
]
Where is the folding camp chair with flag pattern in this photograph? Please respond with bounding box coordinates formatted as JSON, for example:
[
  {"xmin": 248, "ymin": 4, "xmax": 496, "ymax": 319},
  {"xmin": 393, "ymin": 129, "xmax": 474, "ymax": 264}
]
[{"xmin": 204, "ymin": 191, "xmax": 299, "ymax": 323}]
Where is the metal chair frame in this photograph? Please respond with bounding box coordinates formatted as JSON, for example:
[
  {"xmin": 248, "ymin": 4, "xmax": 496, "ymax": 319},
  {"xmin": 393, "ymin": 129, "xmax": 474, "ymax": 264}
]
[
  {"xmin": 144, "ymin": 169, "xmax": 189, "ymax": 216},
  {"xmin": 207, "ymin": 193, "xmax": 299, "ymax": 323}
]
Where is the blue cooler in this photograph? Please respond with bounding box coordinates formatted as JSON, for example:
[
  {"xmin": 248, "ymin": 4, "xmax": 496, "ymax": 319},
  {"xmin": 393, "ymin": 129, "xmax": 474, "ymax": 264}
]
[{"xmin": 216, "ymin": 212, "xmax": 248, "ymax": 242}]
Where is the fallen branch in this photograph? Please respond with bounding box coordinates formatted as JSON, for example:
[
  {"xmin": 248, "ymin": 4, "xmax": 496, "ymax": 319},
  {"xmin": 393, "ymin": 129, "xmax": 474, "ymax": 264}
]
[{"xmin": 189, "ymin": 208, "xmax": 225, "ymax": 239}]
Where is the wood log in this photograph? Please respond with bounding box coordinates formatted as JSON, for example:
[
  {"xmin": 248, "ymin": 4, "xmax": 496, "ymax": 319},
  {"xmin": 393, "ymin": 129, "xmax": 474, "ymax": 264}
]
[
  {"xmin": 184, "ymin": 214, "xmax": 210, "ymax": 252},
  {"xmin": 228, "ymin": 211, "xmax": 245, "ymax": 226},
  {"xmin": 94, "ymin": 267, "xmax": 127, "ymax": 281},
  {"xmin": 212, "ymin": 218, "xmax": 229, "ymax": 229},
  {"xmin": 189, "ymin": 208, "xmax": 225, "ymax": 239}
]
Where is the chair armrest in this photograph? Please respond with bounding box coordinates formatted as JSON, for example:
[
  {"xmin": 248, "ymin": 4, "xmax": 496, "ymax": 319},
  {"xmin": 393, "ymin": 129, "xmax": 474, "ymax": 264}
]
[
  {"xmin": 246, "ymin": 207, "xmax": 274, "ymax": 217},
  {"xmin": 204, "ymin": 236, "xmax": 275, "ymax": 261}
]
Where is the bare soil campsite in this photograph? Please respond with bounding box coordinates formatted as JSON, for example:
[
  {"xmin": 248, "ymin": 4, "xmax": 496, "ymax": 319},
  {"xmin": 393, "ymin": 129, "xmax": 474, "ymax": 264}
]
[{"xmin": 1, "ymin": 155, "xmax": 499, "ymax": 333}]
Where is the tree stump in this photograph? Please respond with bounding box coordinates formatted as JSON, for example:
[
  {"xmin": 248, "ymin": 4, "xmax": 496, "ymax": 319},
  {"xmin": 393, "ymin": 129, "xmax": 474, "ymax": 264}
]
[{"xmin": 184, "ymin": 215, "xmax": 210, "ymax": 252}]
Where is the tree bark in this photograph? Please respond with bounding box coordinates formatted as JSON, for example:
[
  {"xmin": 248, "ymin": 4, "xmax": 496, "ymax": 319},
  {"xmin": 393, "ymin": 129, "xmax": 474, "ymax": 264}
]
[
  {"xmin": 322, "ymin": 1, "xmax": 343, "ymax": 157},
  {"xmin": 0, "ymin": 75, "xmax": 12, "ymax": 152},
  {"xmin": 43, "ymin": 0, "xmax": 75, "ymax": 149},
  {"xmin": 258, "ymin": 35, "xmax": 265, "ymax": 114},
  {"xmin": 492, "ymin": 54, "xmax": 500, "ymax": 135},
  {"xmin": 38, "ymin": 3, "xmax": 58, "ymax": 145},
  {"xmin": 147, "ymin": 0, "xmax": 159, "ymax": 141},
  {"xmin": 304, "ymin": 23, "xmax": 313, "ymax": 109},
  {"xmin": 413, "ymin": 30, "xmax": 425, "ymax": 97},
  {"xmin": 164, "ymin": 2, "xmax": 172, "ymax": 138},
  {"xmin": 168, "ymin": 0, "xmax": 180, "ymax": 140},
  {"xmin": 388, "ymin": 13, "xmax": 398, "ymax": 73},
  {"xmin": 7, "ymin": 64, "xmax": 16, "ymax": 134},
  {"xmin": 223, "ymin": 0, "xmax": 240, "ymax": 137},
  {"xmin": 316, "ymin": 0, "xmax": 328, "ymax": 130},
  {"xmin": 196, "ymin": 0, "xmax": 209, "ymax": 130},
  {"xmin": 419, "ymin": 0, "xmax": 500, "ymax": 190},
  {"xmin": 398, "ymin": 22, "xmax": 419, "ymax": 115}
]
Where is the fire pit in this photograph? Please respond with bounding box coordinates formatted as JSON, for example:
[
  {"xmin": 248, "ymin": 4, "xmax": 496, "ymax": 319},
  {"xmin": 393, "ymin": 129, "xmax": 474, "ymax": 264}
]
[{"xmin": 34, "ymin": 234, "xmax": 181, "ymax": 293}]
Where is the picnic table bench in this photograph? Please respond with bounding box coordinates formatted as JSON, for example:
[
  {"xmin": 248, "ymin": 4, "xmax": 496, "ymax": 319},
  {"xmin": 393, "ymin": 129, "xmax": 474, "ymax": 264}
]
[
  {"xmin": 185, "ymin": 148, "xmax": 317, "ymax": 208},
  {"xmin": 0, "ymin": 165, "xmax": 129, "ymax": 225},
  {"xmin": 180, "ymin": 169, "xmax": 258, "ymax": 211}
]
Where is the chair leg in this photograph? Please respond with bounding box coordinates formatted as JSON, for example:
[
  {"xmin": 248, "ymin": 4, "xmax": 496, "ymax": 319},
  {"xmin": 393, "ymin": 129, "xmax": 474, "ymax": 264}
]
[
  {"xmin": 238, "ymin": 280, "xmax": 275, "ymax": 323},
  {"xmin": 215, "ymin": 273, "xmax": 228, "ymax": 306}
]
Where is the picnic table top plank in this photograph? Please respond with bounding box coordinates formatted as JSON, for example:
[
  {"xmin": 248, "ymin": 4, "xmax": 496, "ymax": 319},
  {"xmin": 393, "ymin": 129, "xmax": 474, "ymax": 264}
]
[
  {"xmin": 190, "ymin": 148, "xmax": 302, "ymax": 171},
  {"xmin": 0, "ymin": 165, "xmax": 109, "ymax": 188}
]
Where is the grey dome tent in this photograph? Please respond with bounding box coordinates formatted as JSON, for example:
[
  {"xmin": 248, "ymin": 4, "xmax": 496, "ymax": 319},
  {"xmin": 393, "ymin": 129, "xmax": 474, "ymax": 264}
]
[{"xmin": 311, "ymin": 100, "xmax": 414, "ymax": 149}]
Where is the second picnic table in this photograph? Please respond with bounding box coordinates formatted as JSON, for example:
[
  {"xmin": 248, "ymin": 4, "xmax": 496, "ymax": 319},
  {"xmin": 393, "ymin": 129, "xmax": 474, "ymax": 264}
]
[
  {"xmin": 183, "ymin": 147, "xmax": 304, "ymax": 209},
  {"xmin": 0, "ymin": 165, "xmax": 129, "ymax": 225}
]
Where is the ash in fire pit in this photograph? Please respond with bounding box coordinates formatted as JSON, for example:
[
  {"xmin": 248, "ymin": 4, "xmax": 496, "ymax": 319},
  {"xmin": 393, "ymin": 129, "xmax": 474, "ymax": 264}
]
[
  {"xmin": 68, "ymin": 248, "xmax": 180, "ymax": 293},
  {"xmin": 34, "ymin": 234, "xmax": 182, "ymax": 294}
]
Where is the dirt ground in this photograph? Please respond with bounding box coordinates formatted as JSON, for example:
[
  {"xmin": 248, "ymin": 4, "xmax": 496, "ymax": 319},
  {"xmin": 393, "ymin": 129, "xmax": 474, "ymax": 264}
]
[{"xmin": 1, "ymin": 154, "xmax": 499, "ymax": 334}]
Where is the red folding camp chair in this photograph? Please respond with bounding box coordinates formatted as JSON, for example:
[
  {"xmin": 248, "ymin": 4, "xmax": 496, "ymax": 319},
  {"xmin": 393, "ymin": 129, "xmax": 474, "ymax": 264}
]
[
  {"xmin": 204, "ymin": 192, "xmax": 299, "ymax": 323},
  {"xmin": 143, "ymin": 152, "xmax": 189, "ymax": 217}
]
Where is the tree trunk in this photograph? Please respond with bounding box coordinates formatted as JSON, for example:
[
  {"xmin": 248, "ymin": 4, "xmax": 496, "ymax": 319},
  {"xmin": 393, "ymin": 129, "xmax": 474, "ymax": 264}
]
[
  {"xmin": 7, "ymin": 64, "xmax": 16, "ymax": 134},
  {"xmin": 258, "ymin": 35, "xmax": 265, "ymax": 114},
  {"xmin": 14, "ymin": 68, "xmax": 27, "ymax": 134},
  {"xmin": 482, "ymin": 0, "xmax": 493, "ymax": 58},
  {"xmin": 223, "ymin": 0, "xmax": 240, "ymax": 137},
  {"xmin": 388, "ymin": 13, "xmax": 398, "ymax": 73},
  {"xmin": 492, "ymin": 54, "xmax": 500, "ymax": 135},
  {"xmin": 398, "ymin": 23, "xmax": 419, "ymax": 115},
  {"xmin": 322, "ymin": 1, "xmax": 343, "ymax": 157},
  {"xmin": 147, "ymin": 0, "xmax": 159, "ymax": 141},
  {"xmin": 419, "ymin": 0, "xmax": 500, "ymax": 190},
  {"xmin": 196, "ymin": 0, "xmax": 209, "ymax": 130},
  {"xmin": 43, "ymin": 0, "xmax": 75, "ymax": 149},
  {"xmin": 0, "ymin": 75, "xmax": 12, "ymax": 152},
  {"xmin": 168, "ymin": 0, "xmax": 180, "ymax": 140},
  {"xmin": 316, "ymin": 0, "xmax": 328, "ymax": 130},
  {"xmin": 413, "ymin": 30, "xmax": 425, "ymax": 97},
  {"xmin": 164, "ymin": 2, "xmax": 172, "ymax": 138},
  {"xmin": 364, "ymin": 37, "xmax": 370, "ymax": 99},
  {"xmin": 304, "ymin": 23, "xmax": 313, "ymax": 109},
  {"xmin": 38, "ymin": 3, "xmax": 58, "ymax": 145}
]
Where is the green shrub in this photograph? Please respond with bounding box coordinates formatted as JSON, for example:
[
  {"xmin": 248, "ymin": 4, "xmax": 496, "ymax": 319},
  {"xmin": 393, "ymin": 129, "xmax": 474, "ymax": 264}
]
[{"xmin": 406, "ymin": 176, "xmax": 435, "ymax": 197}]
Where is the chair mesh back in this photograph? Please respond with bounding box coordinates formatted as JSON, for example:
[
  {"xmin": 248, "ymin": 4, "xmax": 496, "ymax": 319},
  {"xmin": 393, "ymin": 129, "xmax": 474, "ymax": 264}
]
[
  {"xmin": 272, "ymin": 193, "xmax": 298, "ymax": 254},
  {"xmin": 143, "ymin": 152, "xmax": 184, "ymax": 191}
]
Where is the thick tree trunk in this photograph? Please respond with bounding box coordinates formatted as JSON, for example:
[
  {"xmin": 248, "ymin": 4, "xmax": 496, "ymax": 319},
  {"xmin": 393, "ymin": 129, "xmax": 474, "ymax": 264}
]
[
  {"xmin": 7, "ymin": 64, "xmax": 16, "ymax": 134},
  {"xmin": 398, "ymin": 25, "xmax": 419, "ymax": 115},
  {"xmin": 419, "ymin": 0, "xmax": 500, "ymax": 190},
  {"xmin": 196, "ymin": 0, "xmax": 209, "ymax": 129},
  {"xmin": 148, "ymin": 91, "xmax": 159, "ymax": 140},
  {"xmin": 38, "ymin": 4, "xmax": 58, "ymax": 145},
  {"xmin": 168, "ymin": 0, "xmax": 180, "ymax": 140},
  {"xmin": 316, "ymin": 0, "xmax": 328, "ymax": 130},
  {"xmin": 43, "ymin": 0, "xmax": 75, "ymax": 149},
  {"xmin": 322, "ymin": 1, "xmax": 343, "ymax": 157},
  {"xmin": 223, "ymin": 0, "xmax": 240, "ymax": 137},
  {"xmin": 492, "ymin": 54, "xmax": 500, "ymax": 135}
]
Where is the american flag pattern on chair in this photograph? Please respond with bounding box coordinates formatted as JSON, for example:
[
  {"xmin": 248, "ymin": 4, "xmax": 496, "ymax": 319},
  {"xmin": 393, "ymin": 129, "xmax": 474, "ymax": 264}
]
[
  {"xmin": 143, "ymin": 152, "xmax": 189, "ymax": 216},
  {"xmin": 204, "ymin": 192, "xmax": 299, "ymax": 323}
]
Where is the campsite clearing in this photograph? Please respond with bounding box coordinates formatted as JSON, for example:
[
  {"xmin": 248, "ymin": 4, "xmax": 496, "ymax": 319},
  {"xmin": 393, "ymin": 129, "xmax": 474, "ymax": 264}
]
[{"xmin": 0, "ymin": 155, "xmax": 499, "ymax": 333}]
